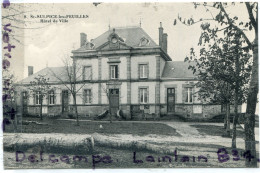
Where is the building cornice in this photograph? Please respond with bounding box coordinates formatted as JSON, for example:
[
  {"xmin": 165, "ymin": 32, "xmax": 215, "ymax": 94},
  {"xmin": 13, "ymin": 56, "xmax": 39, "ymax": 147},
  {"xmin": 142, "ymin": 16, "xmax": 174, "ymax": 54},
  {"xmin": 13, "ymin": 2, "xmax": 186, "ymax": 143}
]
[
  {"xmin": 15, "ymin": 78, "xmax": 198, "ymax": 86},
  {"xmin": 71, "ymin": 47, "xmax": 172, "ymax": 61}
]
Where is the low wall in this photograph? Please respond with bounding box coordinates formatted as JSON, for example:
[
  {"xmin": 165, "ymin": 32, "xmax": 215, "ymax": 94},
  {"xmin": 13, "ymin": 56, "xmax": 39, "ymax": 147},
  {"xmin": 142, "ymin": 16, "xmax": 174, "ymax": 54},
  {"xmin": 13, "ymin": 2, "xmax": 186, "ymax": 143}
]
[{"xmin": 19, "ymin": 104, "xmax": 241, "ymax": 120}]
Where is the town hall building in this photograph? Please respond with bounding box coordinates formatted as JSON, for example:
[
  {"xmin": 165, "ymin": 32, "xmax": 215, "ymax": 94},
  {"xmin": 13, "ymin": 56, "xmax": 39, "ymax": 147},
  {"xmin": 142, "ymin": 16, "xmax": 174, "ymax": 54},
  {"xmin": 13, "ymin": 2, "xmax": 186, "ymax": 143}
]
[{"xmin": 16, "ymin": 23, "xmax": 240, "ymax": 120}]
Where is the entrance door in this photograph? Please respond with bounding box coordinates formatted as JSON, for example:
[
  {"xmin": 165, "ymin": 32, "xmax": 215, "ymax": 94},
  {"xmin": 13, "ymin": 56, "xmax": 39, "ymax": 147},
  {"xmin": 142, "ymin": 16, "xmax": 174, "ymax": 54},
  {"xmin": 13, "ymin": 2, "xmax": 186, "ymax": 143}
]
[
  {"xmin": 167, "ymin": 88, "xmax": 175, "ymax": 113},
  {"xmin": 62, "ymin": 90, "xmax": 69, "ymax": 114},
  {"xmin": 109, "ymin": 89, "xmax": 119, "ymax": 115},
  {"xmin": 22, "ymin": 91, "xmax": 28, "ymax": 115}
]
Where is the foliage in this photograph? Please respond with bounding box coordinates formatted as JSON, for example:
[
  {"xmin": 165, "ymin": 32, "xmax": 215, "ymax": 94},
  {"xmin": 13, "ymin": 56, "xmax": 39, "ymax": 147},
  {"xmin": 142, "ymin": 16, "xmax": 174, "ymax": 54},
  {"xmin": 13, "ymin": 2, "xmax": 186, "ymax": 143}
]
[
  {"xmin": 175, "ymin": 2, "xmax": 258, "ymax": 167},
  {"xmin": 184, "ymin": 25, "xmax": 252, "ymax": 105}
]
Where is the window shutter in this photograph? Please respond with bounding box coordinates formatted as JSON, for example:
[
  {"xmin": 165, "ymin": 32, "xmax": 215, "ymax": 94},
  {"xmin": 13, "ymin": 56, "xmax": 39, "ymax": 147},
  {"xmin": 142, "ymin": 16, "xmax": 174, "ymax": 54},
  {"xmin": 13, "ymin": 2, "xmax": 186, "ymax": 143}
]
[
  {"xmin": 47, "ymin": 91, "xmax": 49, "ymax": 105},
  {"xmin": 90, "ymin": 90, "xmax": 92, "ymax": 103},
  {"xmin": 33, "ymin": 92, "xmax": 36, "ymax": 105},
  {"xmin": 192, "ymin": 87, "xmax": 195, "ymax": 103},
  {"xmin": 68, "ymin": 92, "xmax": 71, "ymax": 104},
  {"xmin": 115, "ymin": 66, "xmax": 118, "ymax": 78},
  {"xmin": 147, "ymin": 88, "xmax": 149, "ymax": 103},
  {"xmin": 138, "ymin": 65, "xmax": 140, "ymax": 78},
  {"xmin": 146, "ymin": 65, "xmax": 149, "ymax": 78},
  {"xmin": 53, "ymin": 90, "xmax": 56, "ymax": 105},
  {"xmin": 182, "ymin": 87, "xmax": 186, "ymax": 103},
  {"xmin": 83, "ymin": 90, "xmax": 86, "ymax": 104},
  {"xmin": 83, "ymin": 67, "xmax": 85, "ymax": 80},
  {"xmin": 60, "ymin": 91, "xmax": 62, "ymax": 105},
  {"xmin": 109, "ymin": 65, "xmax": 111, "ymax": 79},
  {"xmin": 90, "ymin": 67, "xmax": 92, "ymax": 80},
  {"xmin": 138, "ymin": 88, "xmax": 140, "ymax": 103}
]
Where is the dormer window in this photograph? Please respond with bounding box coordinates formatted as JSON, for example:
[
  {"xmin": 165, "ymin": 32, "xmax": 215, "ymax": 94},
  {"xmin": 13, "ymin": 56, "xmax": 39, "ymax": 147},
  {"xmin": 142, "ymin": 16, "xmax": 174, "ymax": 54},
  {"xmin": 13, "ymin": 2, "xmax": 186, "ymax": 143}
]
[
  {"xmin": 139, "ymin": 37, "xmax": 150, "ymax": 46},
  {"xmin": 108, "ymin": 29, "xmax": 124, "ymax": 49},
  {"xmin": 111, "ymin": 37, "xmax": 118, "ymax": 44}
]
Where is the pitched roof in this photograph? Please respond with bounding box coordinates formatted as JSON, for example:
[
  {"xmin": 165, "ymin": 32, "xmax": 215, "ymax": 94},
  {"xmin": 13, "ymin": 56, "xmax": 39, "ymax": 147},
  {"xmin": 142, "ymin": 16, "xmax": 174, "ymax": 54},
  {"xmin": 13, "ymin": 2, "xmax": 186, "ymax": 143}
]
[
  {"xmin": 74, "ymin": 27, "xmax": 158, "ymax": 51},
  {"xmin": 17, "ymin": 67, "xmax": 70, "ymax": 84},
  {"xmin": 162, "ymin": 61, "xmax": 197, "ymax": 79}
]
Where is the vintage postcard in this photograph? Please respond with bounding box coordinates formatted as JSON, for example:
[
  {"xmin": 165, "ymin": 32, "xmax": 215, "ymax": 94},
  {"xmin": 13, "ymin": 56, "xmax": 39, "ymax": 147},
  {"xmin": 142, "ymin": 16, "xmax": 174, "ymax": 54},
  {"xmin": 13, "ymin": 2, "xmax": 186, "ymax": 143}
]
[{"xmin": 1, "ymin": 0, "xmax": 259, "ymax": 170}]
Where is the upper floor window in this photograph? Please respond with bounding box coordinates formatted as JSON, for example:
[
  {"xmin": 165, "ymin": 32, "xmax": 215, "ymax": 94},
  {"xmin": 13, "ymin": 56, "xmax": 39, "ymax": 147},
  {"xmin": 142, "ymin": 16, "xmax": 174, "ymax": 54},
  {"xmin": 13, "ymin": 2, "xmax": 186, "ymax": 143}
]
[
  {"xmin": 185, "ymin": 87, "xmax": 193, "ymax": 103},
  {"xmin": 83, "ymin": 66, "xmax": 92, "ymax": 80},
  {"xmin": 110, "ymin": 65, "xmax": 118, "ymax": 79},
  {"xmin": 139, "ymin": 64, "xmax": 148, "ymax": 79},
  {"xmin": 35, "ymin": 91, "xmax": 41, "ymax": 105},
  {"xmin": 84, "ymin": 89, "xmax": 92, "ymax": 104},
  {"xmin": 49, "ymin": 91, "xmax": 55, "ymax": 105},
  {"xmin": 140, "ymin": 88, "xmax": 148, "ymax": 104}
]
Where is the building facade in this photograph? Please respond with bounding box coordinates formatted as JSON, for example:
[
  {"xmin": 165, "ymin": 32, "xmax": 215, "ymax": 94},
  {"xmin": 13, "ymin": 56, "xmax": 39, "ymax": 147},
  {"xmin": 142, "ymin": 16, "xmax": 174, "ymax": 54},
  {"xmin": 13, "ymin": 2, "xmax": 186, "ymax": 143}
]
[{"xmin": 15, "ymin": 23, "xmax": 240, "ymax": 120}]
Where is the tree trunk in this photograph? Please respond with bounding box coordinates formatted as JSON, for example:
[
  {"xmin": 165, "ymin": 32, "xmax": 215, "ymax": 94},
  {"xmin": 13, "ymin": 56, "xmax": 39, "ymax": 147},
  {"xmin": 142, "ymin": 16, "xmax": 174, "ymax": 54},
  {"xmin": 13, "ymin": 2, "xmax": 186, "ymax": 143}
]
[
  {"xmin": 40, "ymin": 97, "xmax": 43, "ymax": 120},
  {"xmin": 224, "ymin": 105, "xmax": 227, "ymax": 129},
  {"xmin": 73, "ymin": 93, "xmax": 79, "ymax": 126},
  {"xmin": 108, "ymin": 95, "xmax": 112, "ymax": 123},
  {"xmin": 226, "ymin": 103, "xmax": 231, "ymax": 136},
  {"xmin": 232, "ymin": 89, "xmax": 238, "ymax": 148},
  {"xmin": 232, "ymin": 50, "xmax": 240, "ymax": 149},
  {"xmin": 225, "ymin": 83, "xmax": 231, "ymax": 136},
  {"xmin": 244, "ymin": 37, "xmax": 258, "ymax": 167}
]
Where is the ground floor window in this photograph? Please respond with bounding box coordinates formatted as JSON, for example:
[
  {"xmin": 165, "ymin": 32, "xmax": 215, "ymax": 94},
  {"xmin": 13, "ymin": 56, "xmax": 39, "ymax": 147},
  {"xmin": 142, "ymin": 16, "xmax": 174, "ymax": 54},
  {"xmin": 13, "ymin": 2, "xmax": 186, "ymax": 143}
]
[
  {"xmin": 221, "ymin": 104, "xmax": 227, "ymax": 113},
  {"xmin": 35, "ymin": 91, "xmax": 41, "ymax": 105},
  {"xmin": 185, "ymin": 87, "xmax": 193, "ymax": 103},
  {"xmin": 84, "ymin": 89, "xmax": 92, "ymax": 104},
  {"xmin": 140, "ymin": 88, "xmax": 148, "ymax": 103},
  {"xmin": 49, "ymin": 91, "xmax": 55, "ymax": 105}
]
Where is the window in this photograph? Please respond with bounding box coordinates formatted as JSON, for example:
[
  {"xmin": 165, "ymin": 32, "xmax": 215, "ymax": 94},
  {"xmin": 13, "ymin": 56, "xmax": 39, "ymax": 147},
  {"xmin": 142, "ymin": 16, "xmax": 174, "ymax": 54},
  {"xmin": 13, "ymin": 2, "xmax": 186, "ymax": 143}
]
[
  {"xmin": 110, "ymin": 65, "xmax": 118, "ymax": 79},
  {"xmin": 22, "ymin": 91, "xmax": 28, "ymax": 99},
  {"xmin": 185, "ymin": 88, "xmax": 193, "ymax": 103},
  {"xmin": 221, "ymin": 104, "xmax": 227, "ymax": 113},
  {"xmin": 139, "ymin": 64, "xmax": 148, "ymax": 78},
  {"xmin": 35, "ymin": 91, "xmax": 41, "ymax": 105},
  {"xmin": 49, "ymin": 91, "xmax": 55, "ymax": 105},
  {"xmin": 83, "ymin": 66, "xmax": 92, "ymax": 80},
  {"xmin": 84, "ymin": 89, "xmax": 92, "ymax": 104},
  {"xmin": 140, "ymin": 88, "xmax": 148, "ymax": 104}
]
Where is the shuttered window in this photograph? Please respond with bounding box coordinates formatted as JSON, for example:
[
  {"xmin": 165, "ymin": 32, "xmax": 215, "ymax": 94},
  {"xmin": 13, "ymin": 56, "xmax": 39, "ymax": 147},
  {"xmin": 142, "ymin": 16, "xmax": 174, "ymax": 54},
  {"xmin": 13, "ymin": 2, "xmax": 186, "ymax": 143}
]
[
  {"xmin": 35, "ymin": 91, "xmax": 41, "ymax": 105},
  {"xmin": 83, "ymin": 66, "xmax": 92, "ymax": 80},
  {"xmin": 84, "ymin": 89, "xmax": 92, "ymax": 104},
  {"xmin": 110, "ymin": 65, "xmax": 118, "ymax": 79},
  {"xmin": 49, "ymin": 91, "xmax": 55, "ymax": 105},
  {"xmin": 139, "ymin": 64, "xmax": 148, "ymax": 78},
  {"xmin": 140, "ymin": 88, "xmax": 148, "ymax": 103},
  {"xmin": 185, "ymin": 87, "xmax": 193, "ymax": 103}
]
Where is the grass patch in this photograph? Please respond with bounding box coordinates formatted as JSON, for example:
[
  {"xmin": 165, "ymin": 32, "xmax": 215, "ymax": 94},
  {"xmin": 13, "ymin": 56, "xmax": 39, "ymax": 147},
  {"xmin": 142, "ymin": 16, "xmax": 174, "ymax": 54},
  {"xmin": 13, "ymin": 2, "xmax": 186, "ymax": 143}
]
[
  {"xmin": 191, "ymin": 124, "xmax": 245, "ymax": 138},
  {"xmin": 4, "ymin": 117, "xmax": 181, "ymax": 137}
]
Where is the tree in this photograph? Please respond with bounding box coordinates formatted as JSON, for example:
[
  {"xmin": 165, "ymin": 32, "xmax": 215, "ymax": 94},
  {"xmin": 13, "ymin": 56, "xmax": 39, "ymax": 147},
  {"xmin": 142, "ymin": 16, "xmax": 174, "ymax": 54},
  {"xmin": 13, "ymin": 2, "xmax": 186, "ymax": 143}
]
[
  {"xmin": 2, "ymin": 2, "xmax": 51, "ymax": 130},
  {"xmin": 2, "ymin": 69, "xmax": 18, "ymax": 132},
  {"xmin": 28, "ymin": 75, "xmax": 52, "ymax": 120},
  {"xmin": 185, "ymin": 25, "xmax": 251, "ymax": 141},
  {"xmin": 50, "ymin": 56, "xmax": 88, "ymax": 126},
  {"xmin": 175, "ymin": 2, "xmax": 258, "ymax": 167}
]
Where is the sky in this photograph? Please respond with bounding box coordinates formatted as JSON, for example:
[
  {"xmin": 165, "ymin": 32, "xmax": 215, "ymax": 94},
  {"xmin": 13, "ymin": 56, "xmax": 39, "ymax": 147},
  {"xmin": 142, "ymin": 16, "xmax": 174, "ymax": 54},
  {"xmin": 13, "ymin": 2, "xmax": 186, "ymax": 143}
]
[{"xmin": 17, "ymin": 2, "xmax": 253, "ymax": 77}]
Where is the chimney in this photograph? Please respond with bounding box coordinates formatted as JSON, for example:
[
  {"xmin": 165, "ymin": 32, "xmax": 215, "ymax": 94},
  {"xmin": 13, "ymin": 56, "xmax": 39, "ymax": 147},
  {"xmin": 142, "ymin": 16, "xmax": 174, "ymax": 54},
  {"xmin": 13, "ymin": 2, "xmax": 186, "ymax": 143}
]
[
  {"xmin": 158, "ymin": 22, "xmax": 163, "ymax": 47},
  {"xmin": 28, "ymin": 66, "xmax": 33, "ymax": 76},
  {"xmin": 80, "ymin": 33, "xmax": 87, "ymax": 47},
  {"xmin": 162, "ymin": 33, "xmax": 168, "ymax": 53}
]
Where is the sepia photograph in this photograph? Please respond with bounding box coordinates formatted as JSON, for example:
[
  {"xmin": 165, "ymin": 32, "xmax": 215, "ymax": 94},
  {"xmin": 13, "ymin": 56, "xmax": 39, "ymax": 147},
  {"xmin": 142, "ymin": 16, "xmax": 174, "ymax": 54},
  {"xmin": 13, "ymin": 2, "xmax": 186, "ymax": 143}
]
[{"xmin": 1, "ymin": 1, "xmax": 259, "ymax": 170}]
